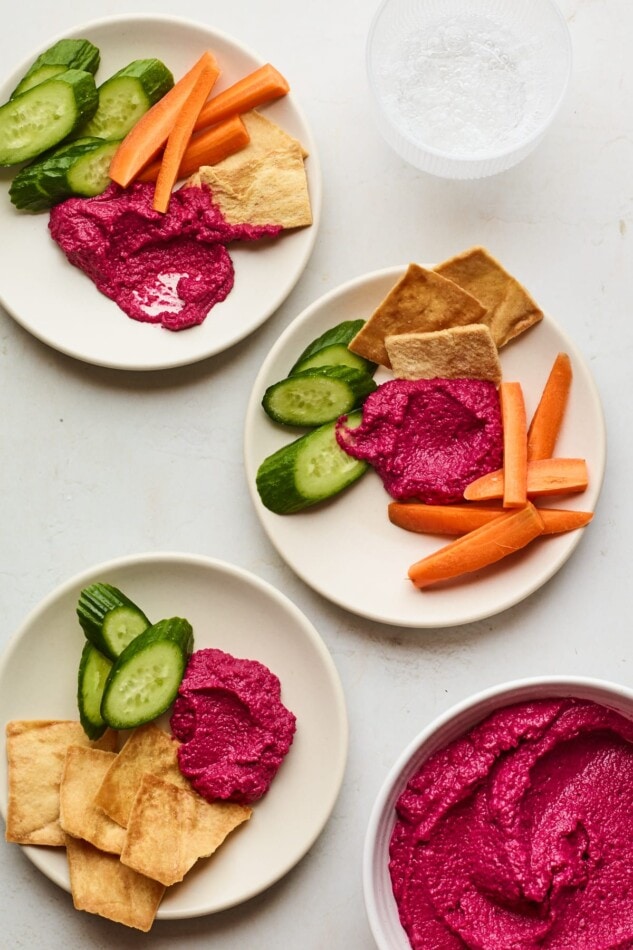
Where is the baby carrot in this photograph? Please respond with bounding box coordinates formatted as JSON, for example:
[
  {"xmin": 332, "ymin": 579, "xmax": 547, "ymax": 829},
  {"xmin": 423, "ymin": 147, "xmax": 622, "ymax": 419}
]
[
  {"xmin": 527, "ymin": 352, "xmax": 573, "ymax": 461},
  {"xmin": 499, "ymin": 381, "xmax": 528, "ymax": 508},
  {"xmin": 464, "ymin": 458, "xmax": 589, "ymax": 501},
  {"xmin": 109, "ymin": 51, "xmax": 219, "ymax": 188},
  {"xmin": 153, "ymin": 57, "xmax": 220, "ymax": 212},
  {"xmin": 408, "ymin": 503, "xmax": 545, "ymax": 589}
]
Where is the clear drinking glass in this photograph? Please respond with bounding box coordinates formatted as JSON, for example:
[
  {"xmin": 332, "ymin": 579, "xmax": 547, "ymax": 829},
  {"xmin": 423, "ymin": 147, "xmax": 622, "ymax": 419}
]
[{"xmin": 366, "ymin": 0, "xmax": 572, "ymax": 178}]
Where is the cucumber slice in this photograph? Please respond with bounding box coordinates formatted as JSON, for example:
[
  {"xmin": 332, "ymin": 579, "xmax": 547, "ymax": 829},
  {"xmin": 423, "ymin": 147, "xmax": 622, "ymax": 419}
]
[
  {"xmin": 290, "ymin": 320, "xmax": 377, "ymax": 376},
  {"xmin": 77, "ymin": 641, "xmax": 113, "ymax": 740},
  {"xmin": 0, "ymin": 69, "xmax": 98, "ymax": 166},
  {"xmin": 100, "ymin": 617, "xmax": 194, "ymax": 730},
  {"xmin": 66, "ymin": 137, "xmax": 120, "ymax": 195},
  {"xmin": 9, "ymin": 137, "xmax": 119, "ymax": 210},
  {"xmin": 76, "ymin": 59, "xmax": 174, "ymax": 140},
  {"xmin": 262, "ymin": 365, "xmax": 377, "ymax": 427},
  {"xmin": 291, "ymin": 342, "xmax": 376, "ymax": 376},
  {"xmin": 10, "ymin": 39, "xmax": 100, "ymax": 99},
  {"xmin": 77, "ymin": 583, "xmax": 150, "ymax": 660},
  {"xmin": 256, "ymin": 410, "xmax": 367, "ymax": 514}
]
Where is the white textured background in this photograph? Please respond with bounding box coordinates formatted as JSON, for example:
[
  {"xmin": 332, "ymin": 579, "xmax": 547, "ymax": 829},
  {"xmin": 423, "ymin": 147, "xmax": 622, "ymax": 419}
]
[{"xmin": 0, "ymin": 0, "xmax": 629, "ymax": 947}]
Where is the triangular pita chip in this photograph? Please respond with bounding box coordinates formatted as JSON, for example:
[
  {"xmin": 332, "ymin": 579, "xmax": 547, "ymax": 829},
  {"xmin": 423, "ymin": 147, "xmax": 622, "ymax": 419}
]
[
  {"xmin": 5, "ymin": 720, "xmax": 116, "ymax": 846},
  {"xmin": 188, "ymin": 111, "xmax": 312, "ymax": 229},
  {"xmin": 434, "ymin": 245, "xmax": 543, "ymax": 346},
  {"xmin": 349, "ymin": 264, "xmax": 488, "ymax": 368},
  {"xmin": 65, "ymin": 834, "xmax": 164, "ymax": 932},
  {"xmin": 94, "ymin": 722, "xmax": 189, "ymax": 828},
  {"xmin": 385, "ymin": 324, "xmax": 502, "ymax": 385},
  {"xmin": 120, "ymin": 773, "xmax": 251, "ymax": 886},
  {"xmin": 59, "ymin": 746, "xmax": 126, "ymax": 854}
]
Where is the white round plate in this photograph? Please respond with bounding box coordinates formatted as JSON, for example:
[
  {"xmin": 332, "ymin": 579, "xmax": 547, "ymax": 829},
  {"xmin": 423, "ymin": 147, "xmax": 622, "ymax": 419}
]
[
  {"xmin": 0, "ymin": 553, "xmax": 347, "ymax": 917},
  {"xmin": 0, "ymin": 16, "xmax": 321, "ymax": 370},
  {"xmin": 244, "ymin": 266, "xmax": 606, "ymax": 628}
]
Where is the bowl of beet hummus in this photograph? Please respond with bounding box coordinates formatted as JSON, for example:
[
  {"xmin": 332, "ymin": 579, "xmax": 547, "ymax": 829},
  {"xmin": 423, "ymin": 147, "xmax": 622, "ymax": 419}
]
[{"xmin": 364, "ymin": 676, "xmax": 633, "ymax": 950}]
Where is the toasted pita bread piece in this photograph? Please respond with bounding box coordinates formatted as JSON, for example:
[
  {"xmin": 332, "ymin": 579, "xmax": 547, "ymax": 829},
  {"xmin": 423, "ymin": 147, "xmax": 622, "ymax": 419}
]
[
  {"xmin": 385, "ymin": 324, "xmax": 502, "ymax": 385},
  {"xmin": 434, "ymin": 246, "xmax": 543, "ymax": 347},
  {"xmin": 60, "ymin": 746, "xmax": 126, "ymax": 855},
  {"xmin": 95, "ymin": 722, "xmax": 189, "ymax": 828},
  {"xmin": 348, "ymin": 264, "xmax": 488, "ymax": 368},
  {"xmin": 188, "ymin": 110, "xmax": 312, "ymax": 229},
  {"xmin": 65, "ymin": 834, "xmax": 165, "ymax": 932},
  {"xmin": 5, "ymin": 720, "xmax": 116, "ymax": 846},
  {"xmin": 120, "ymin": 773, "xmax": 251, "ymax": 886},
  {"xmin": 221, "ymin": 110, "xmax": 309, "ymax": 163}
]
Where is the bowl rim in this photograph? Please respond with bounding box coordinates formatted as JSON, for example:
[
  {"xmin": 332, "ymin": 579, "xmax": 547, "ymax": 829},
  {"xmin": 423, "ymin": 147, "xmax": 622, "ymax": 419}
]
[
  {"xmin": 365, "ymin": 0, "xmax": 573, "ymax": 167},
  {"xmin": 363, "ymin": 674, "xmax": 633, "ymax": 948}
]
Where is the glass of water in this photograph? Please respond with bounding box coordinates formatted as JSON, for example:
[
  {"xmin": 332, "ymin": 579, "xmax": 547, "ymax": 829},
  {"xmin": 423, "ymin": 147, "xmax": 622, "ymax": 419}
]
[{"xmin": 366, "ymin": 0, "xmax": 572, "ymax": 178}]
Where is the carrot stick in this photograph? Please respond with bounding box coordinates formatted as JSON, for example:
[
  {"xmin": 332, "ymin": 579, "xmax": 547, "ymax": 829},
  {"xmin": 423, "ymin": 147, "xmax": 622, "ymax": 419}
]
[
  {"xmin": 389, "ymin": 502, "xmax": 504, "ymax": 535},
  {"xmin": 408, "ymin": 503, "xmax": 545, "ymax": 589},
  {"xmin": 193, "ymin": 63, "xmax": 289, "ymax": 132},
  {"xmin": 153, "ymin": 58, "xmax": 220, "ymax": 213},
  {"xmin": 137, "ymin": 114, "xmax": 249, "ymax": 183},
  {"xmin": 527, "ymin": 353, "xmax": 573, "ymax": 462},
  {"xmin": 109, "ymin": 51, "xmax": 220, "ymax": 189},
  {"xmin": 464, "ymin": 458, "xmax": 589, "ymax": 502},
  {"xmin": 389, "ymin": 501, "xmax": 592, "ymax": 536},
  {"xmin": 537, "ymin": 508, "xmax": 594, "ymax": 533},
  {"xmin": 499, "ymin": 381, "xmax": 528, "ymax": 508}
]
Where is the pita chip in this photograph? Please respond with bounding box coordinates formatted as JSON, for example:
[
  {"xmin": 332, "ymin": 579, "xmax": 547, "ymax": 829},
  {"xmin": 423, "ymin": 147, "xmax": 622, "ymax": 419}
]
[
  {"xmin": 65, "ymin": 835, "xmax": 164, "ymax": 932},
  {"xmin": 189, "ymin": 111, "xmax": 312, "ymax": 229},
  {"xmin": 348, "ymin": 264, "xmax": 488, "ymax": 368},
  {"xmin": 434, "ymin": 245, "xmax": 543, "ymax": 347},
  {"xmin": 385, "ymin": 324, "xmax": 502, "ymax": 385},
  {"xmin": 5, "ymin": 720, "xmax": 116, "ymax": 846},
  {"xmin": 120, "ymin": 774, "xmax": 251, "ymax": 886},
  {"xmin": 94, "ymin": 722, "xmax": 189, "ymax": 827},
  {"xmin": 59, "ymin": 746, "xmax": 126, "ymax": 855}
]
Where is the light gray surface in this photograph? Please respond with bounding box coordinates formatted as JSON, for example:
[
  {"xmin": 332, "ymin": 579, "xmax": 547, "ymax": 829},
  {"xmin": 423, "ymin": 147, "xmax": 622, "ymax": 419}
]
[{"xmin": 0, "ymin": 0, "xmax": 629, "ymax": 946}]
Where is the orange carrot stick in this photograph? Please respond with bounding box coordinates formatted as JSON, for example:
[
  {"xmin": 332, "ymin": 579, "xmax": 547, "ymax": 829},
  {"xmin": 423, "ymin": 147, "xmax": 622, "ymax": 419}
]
[
  {"xmin": 389, "ymin": 502, "xmax": 505, "ymax": 535},
  {"xmin": 153, "ymin": 58, "xmax": 220, "ymax": 213},
  {"xmin": 499, "ymin": 381, "xmax": 528, "ymax": 508},
  {"xmin": 138, "ymin": 114, "xmax": 249, "ymax": 183},
  {"xmin": 109, "ymin": 51, "xmax": 220, "ymax": 189},
  {"xmin": 537, "ymin": 508, "xmax": 593, "ymax": 533},
  {"xmin": 464, "ymin": 458, "xmax": 589, "ymax": 502},
  {"xmin": 388, "ymin": 501, "xmax": 592, "ymax": 536},
  {"xmin": 408, "ymin": 503, "xmax": 545, "ymax": 589},
  {"xmin": 193, "ymin": 63, "xmax": 289, "ymax": 132},
  {"xmin": 527, "ymin": 352, "xmax": 573, "ymax": 462}
]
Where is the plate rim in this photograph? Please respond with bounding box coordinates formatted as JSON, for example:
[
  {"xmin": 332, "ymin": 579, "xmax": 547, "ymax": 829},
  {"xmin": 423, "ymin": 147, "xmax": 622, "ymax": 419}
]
[
  {"xmin": 0, "ymin": 13, "xmax": 322, "ymax": 371},
  {"xmin": 243, "ymin": 264, "xmax": 607, "ymax": 628},
  {"xmin": 0, "ymin": 550, "xmax": 349, "ymax": 918}
]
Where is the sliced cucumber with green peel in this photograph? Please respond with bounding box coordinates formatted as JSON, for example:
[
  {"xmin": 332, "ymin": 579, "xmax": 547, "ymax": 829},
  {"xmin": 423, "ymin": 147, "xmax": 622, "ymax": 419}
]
[
  {"xmin": 262, "ymin": 365, "xmax": 377, "ymax": 427},
  {"xmin": 291, "ymin": 342, "xmax": 376, "ymax": 376},
  {"xmin": 77, "ymin": 641, "xmax": 113, "ymax": 740},
  {"xmin": 75, "ymin": 59, "xmax": 174, "ymax": 141},
  {"xmin": 66, "ymin": 137, "xmax": 119, "ymax": 195},
  {"xmin": 0, "ymin": 69, "xmax": 98, "ymax": 166},
  {"xmin": 77, "ymin": 583, "xmax": 151, "ymax": 660},
  {"xmin": 100, "ymin": 617, "xmax": 194, "ymax": 730},
  {"xmin": 10, "ymin": 39, "xmax": 100, "ymax": 99},
  {"xmin": 290, "ymin": 320, "xmax": 377, "ymax": 376},
  {"xmin": 256, "ymin": 410, "xmax": 367, "ymax": 514},
  {"xmin": 9, "ymin": 137, "xmax": 120, "ymax": 210}
]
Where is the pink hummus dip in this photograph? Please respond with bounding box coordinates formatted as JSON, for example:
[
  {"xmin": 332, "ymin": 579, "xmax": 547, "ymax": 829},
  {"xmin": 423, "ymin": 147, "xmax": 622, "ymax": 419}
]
[
  {"xmin": 170, "ymin": 647, "xmax": 296, "ymax": 804},
  {"xmin": 390, "ymin": 697, "xmax": 633, "ymax": 949},
  {"xmin": 336, "ymin": 378, "xmax": 502, "ymax": 504},
  {"xmin": 48, "ymin": 182, "xmax": 280, "ymax": 330}
]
